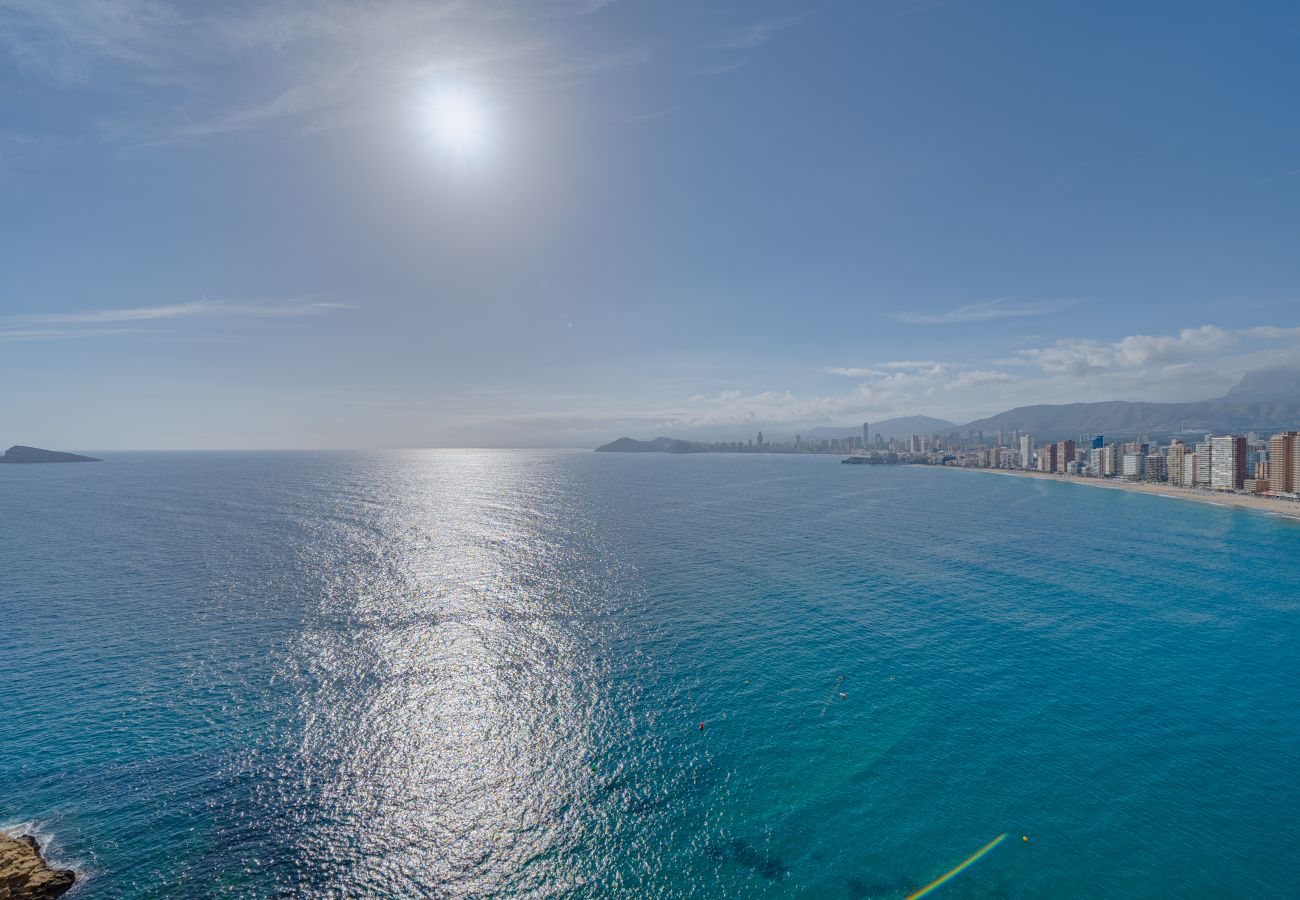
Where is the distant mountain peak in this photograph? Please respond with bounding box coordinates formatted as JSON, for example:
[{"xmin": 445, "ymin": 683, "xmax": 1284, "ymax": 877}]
[
  {"xmin": 957, "ymin": 367, "xmax": 1300, "ymax": 441},
  {"xmin": 1222, "ymin": 366, "xmax": 1300, "ymax": 403}
]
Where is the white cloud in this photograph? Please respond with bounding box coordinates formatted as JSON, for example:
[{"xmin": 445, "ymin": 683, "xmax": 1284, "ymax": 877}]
[
  {"xmin": 659, "ymin": 363, "xmax": 1013, "ymax": 429},
  {"xmin": 1010, "ymin": 324, "xmax": 1283, "ymax": 375},
  {"xmin": 897, "ymin": 298, "xmax": 1073, "ymax": 325},
  {"xmin": 825, "ymin": 366, "xmax": 886, "ymax": 377},
  {"xmin": 948, "ymin": 369, "xmax": 1013, "ymax": 389},
  {"xmin": 495, "ymin": 322, "xmax": 1300, "ymax": 439},
  {"xmin": 879, "ymin": 359, "xmax": 940, "ymax": 369}
]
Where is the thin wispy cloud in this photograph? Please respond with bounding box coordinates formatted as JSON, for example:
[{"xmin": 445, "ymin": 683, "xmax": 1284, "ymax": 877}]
[
  {"xmin": 7, "ymin": 300, "xmax": 345, "ymax": 325},
  {"xmin": 0, "ymin": 327, "xmax": 135, "ymax": 342},
  {"xmin": 705, "ymin": 14, "xmax": 806, "ymax": 50},
  {"xmin": 0, "ymin": 1, "xmax": 735, "ymax": 145},
  {"xmin": 897, "ymin": 298, "xmax": 1073, "ymax": 325}
]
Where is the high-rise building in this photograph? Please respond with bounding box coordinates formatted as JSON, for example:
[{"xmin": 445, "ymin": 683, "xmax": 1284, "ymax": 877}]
[
  {"xmin": 1210, "ymin": 434, "xmax": 1247, "ymax": 490},
  {"xmin": 757, "ymin": 431, "xmax": 763, "ymax": 449},
  {"xmin": 1039, "ymin": 442, "xmax": 1058, "ymax": 472},
  {"xmin": 1145, "ymin": 453, "xmax": 1167, "ymax": 482},
  {"xmin": 1122, "ymin": 453, "xmax": 1145, "ymax": 479},
  {"xmin": 1194, "ymin": 442, "xmax": 1212, "ymax": 484},
  {"xmin": 1099, "ymin": 444, "xmax": 1119, "ymax": 477},
  {"xmin": 1020, "ymin": 435, "xmax": 1033, "ymax": 469},
  {"xmin": 1268, "ymin": 432, "xmax": 1297, "ymax": 493},
  {"xmin": 1294, "ymin": 432, "xmax": 1300, "ymax": 493},
  {"xmin": 1055, "ymin": 440, "xmax": 1076, "ymax": 474},
  {"xmin": 1167, "ymin": 440, "xmax": 1190, "ymax": 485},
  {"xmin": 862, "ymin": 422, "xmax": 869, "ymax": 449}
]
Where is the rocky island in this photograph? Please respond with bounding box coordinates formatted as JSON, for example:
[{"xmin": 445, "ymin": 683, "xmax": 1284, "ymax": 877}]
[
  {"xmin": 0, "ymin": 446, "xmax": 100, "ymax": 463},
  {"xmin": 0, "ymin": 832, "xmax": 75, "ymax": 898}
]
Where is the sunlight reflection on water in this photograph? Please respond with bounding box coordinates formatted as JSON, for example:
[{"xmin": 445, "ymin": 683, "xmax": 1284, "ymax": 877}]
[{"xmin": 267, "ymin": 452, "xmax": 625, "ymax": 896}]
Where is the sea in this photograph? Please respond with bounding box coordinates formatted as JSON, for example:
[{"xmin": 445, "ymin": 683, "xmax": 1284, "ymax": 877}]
[{"xmin": 2, "ymin": 450, "xmax": 1298, "ymax": 898}]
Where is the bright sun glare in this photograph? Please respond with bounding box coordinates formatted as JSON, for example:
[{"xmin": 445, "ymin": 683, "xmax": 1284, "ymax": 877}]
[{"xmin": 427, "ymin": 88, "xmax": 491, "ymax": 160}]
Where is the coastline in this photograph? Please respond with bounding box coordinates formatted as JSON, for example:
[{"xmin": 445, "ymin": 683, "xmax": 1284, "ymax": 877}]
[
  {"xmin": 0, "ymin": 830, "xmax": 75, "ymax": 898},
  {"xmin": 935, "ymin": 465, "xmax": 1300, "ymax": 522}
]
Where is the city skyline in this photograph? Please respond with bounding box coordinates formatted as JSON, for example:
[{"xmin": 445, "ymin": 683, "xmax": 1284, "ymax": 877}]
[{"xmin": 4, "ymin": 1, "xmax": 1300, "ymax": 449}]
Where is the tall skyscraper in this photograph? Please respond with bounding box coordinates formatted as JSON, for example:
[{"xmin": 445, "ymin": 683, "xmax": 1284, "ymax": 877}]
[
  {"xmin": 757, "ymin": 431, "xmax": 763, "ymax": 449},
  {"xmin": 1100, "ymin": 444, "xmax": 1119, "ymax": 477},
  {"xmin": 1167, "ymin": 440, "xmax": 1189, "ymax": 485},
  {"xmin": 1210, "ymin": 434, "xmax": 1247, "ymax": 490},
  {"xmin": 1194, "ymin": 441, "xmax": 1212, "ymax": 484},
  {"xmin": 1019, "ymin": 435, "xmax": 1032, "ymax": 468},
  {"xmin": 1055, "ymin": 440, "xmax": 1076, "ymax": 474},
  {"xmin": 1294, "ymin": 432, "xmax": 1300, "ymax": 493},
  {"xmin": 862, "ymin": 422, "xmax": 869, "ymax": 449},
  {"xmin": 1268, "ymin": 431, "xmax": 1298, "ymax": 493}
]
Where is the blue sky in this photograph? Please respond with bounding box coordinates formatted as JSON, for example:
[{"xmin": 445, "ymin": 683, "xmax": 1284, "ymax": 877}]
[{"xmin": 2, "ymin": 0, "xmax": 1299, "ymax": 448}]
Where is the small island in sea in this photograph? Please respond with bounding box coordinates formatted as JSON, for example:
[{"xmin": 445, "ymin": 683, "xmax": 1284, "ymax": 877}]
[{"xmin": 0, "ymin": 446, "xmax": 101, "ymax": 464}]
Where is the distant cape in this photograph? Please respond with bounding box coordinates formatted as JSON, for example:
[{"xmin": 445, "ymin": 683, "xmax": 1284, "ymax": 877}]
[
  {"xmin": 594, "ymin": 437, "xmax": 703, "ymax": 453},
  {"xmin": 0, "ymin": 445, "xmax": 101, "ymax": 463}
]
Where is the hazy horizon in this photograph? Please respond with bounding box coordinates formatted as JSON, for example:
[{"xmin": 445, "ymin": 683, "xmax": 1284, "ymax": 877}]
[{"xmin": 4, "ymin": 1, "xmax": 1300, "ymax": 450}]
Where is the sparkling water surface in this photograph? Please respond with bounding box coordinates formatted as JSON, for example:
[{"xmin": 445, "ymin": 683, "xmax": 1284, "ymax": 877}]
[{"xmin": 3, "ymin": 451, "xmax": 1298, "ymax": 898}]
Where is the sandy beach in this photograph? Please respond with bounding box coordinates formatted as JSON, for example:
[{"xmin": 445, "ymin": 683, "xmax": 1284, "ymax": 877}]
[{"xmin": 943, "ymin": 465, "xmax": 1300, "ymax": 522}]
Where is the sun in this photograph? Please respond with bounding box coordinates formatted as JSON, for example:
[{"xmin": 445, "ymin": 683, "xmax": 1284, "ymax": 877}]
[{"xmin": 425, "ymin": 87, "xmax": 491, "ymax": 160}]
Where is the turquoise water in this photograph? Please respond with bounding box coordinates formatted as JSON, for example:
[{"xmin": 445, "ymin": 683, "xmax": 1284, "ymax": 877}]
[{"xmin": 3, "ymin": 451, "xmax": 1298, "ymax": 898}]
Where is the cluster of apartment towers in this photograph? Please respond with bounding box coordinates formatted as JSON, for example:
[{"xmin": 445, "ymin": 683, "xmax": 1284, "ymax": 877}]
[
  {"xmin": 951, "ymin": 430, "xmax": 1300, "ymax": 495},
  {"xmin": 699, "ymin": 424, "xmax": 1300, "ymax": 497}
]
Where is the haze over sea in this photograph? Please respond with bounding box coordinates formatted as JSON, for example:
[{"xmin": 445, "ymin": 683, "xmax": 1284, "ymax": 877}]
[{"xmin": 3, "ymin": 451, "xmax": 1298, "ymax": 898}]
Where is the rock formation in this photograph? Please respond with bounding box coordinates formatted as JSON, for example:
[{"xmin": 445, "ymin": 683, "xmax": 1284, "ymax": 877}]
[{"xmin": 0, "ymin": 832, "xmax": 75, "ymax": 899}]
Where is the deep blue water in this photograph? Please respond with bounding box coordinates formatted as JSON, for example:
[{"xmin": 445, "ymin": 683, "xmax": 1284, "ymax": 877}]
[{"xmin": 3, "ymin": 451, "xmax": 1298, "ymax": 898}]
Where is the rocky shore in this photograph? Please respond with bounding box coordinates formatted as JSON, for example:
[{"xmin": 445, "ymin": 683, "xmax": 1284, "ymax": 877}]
[{"xmin": 0, "ymin": 832, "xmax": 75, "ymax": 899}]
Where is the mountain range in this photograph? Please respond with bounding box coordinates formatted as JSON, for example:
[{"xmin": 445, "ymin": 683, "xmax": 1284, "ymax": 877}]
[
  {"xmin": 596, "ymin": 368, "xmax": 1300, "ymax": 451},
  {"xmin": 959, "ymin": 367, "xmax": 1300, "ymax": 440}
]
